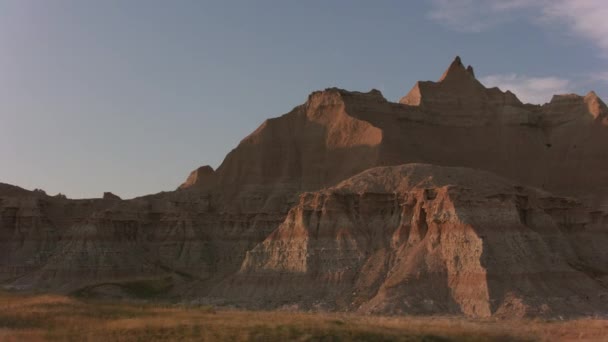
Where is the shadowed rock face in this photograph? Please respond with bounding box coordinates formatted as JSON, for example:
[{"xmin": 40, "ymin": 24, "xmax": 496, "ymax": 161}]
[{"xmin": 1, "ymin": 57, "xmax": 607, "ymax": 318}]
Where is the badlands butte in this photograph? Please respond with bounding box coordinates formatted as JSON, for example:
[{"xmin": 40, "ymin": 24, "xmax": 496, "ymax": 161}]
[{"xmin": 1, "ymin": 57, "xmax": 608, "ymax": 318}]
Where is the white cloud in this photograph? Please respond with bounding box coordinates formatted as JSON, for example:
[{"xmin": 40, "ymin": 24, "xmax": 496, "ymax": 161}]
[
  {"xmin": 428, "ymin": 0, "xmax": 608, "ymax": 55},
  {"xmin": 479, "ymin": 74, "xmax": 571, "ymax": 104},
  {"xmin": 541, "ymin": 1, "xmax": 608, "ymax": 56}
]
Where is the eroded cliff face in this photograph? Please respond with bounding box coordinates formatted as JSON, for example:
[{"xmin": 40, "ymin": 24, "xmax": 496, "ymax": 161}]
[
  {"xmin": 0, "ymin": 190, "xmax": 60, "ymax": 282},
  {"xmin": 223, "ymin": 164, "xmax": 608, "ymax": 317},
  {"xmin": 0, "ymin": 188, "xmax": 282, "ymax": 294},
  {"xmin": 1, "ymin": 57, "xmax": 608, "ymax": 318}
]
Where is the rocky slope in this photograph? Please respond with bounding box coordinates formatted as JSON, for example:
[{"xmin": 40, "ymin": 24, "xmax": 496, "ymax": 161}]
[
  {"xmin": 1, "ymin": 57, "xmax": 607, "ymax": 317},
  {"xmin": 222, "ymin": 164, "xmax": 608, "ymax": 317}
]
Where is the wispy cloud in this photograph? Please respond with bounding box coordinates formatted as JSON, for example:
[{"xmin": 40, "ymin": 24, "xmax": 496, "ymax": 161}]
[
  {"xmin": 428, "ymin": 0, "xmax": 608, "ymax": 55},
  {"xmin": 427, "ymin": 0, "xmax": 541, "ymax": 33},
  {"xmin": 588, "ymin": 71, "xmax": 608, "ymax": 84},
  {"xmin": 479, "ymin": 74, "xmax": 571, "ymax": 104},
  {"xmin": 428, "ymin": 0, "xmax": 608, "ymax": 101},
  {"xmin": 541, "ymin": 1, "xmax": 608, "ymax": 56}
]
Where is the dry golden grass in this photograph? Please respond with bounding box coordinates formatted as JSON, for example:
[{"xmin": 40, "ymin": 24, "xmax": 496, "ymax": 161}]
[{"xmin": 0, "ymin": 291, "xmax": 606, "ymax": 341}]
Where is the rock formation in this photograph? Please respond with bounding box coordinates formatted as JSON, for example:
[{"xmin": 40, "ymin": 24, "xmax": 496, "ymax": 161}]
[
  {"xmin": 224, "ymin": 164, "xmax": 608, "ymax": 317},
  {"xmin": 400, "ymin": 56, "xmax": 524, "ymax": 126},
  {"xmin": 103, "ymin": 192, "xmax": 122, "ymax": 201},
  {"xmin": 205, "ymin": 57, "xmax": 608, "ymax": 209},
  {"xmin": 179, "ymin": 165, "xmax": 216, "ymax": 190},
  {"xmin": 1, "ymin": 57, "xmax": 607, "ymax": 318}
]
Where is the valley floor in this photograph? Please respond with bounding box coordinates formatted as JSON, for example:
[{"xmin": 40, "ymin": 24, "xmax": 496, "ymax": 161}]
[{"xmin": 0, "ymin": 292, "xmax": 606, "ymax": 341}]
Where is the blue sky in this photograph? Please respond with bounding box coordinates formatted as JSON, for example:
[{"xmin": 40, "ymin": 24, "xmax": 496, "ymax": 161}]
[{"xmin": 1, "ymin": 0, "xmax": 607, "ymax": 198}]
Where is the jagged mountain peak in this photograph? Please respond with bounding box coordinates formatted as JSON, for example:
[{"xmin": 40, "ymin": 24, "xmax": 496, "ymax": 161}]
[
  {"xmin": 400, "ymin": 56, "xmax": 522, "ymax": 115},
  {"xmin": 439, "ymin": 56, "xmax": 477, "ymax": 82}
]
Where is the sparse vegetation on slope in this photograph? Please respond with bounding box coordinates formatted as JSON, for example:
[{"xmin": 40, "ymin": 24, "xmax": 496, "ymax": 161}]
[{"xmin": 0, "ymin": 292, "xmax": 606, "ymax": 341}]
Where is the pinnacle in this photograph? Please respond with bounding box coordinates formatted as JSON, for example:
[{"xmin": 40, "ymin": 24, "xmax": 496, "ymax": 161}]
[
  {"xmin": 466, "ymin": 65, "xmax": 475, "ymax": 77},
  {"xmin": 439, "ymin": 56, "xmax": 475, "ymax": 82}
]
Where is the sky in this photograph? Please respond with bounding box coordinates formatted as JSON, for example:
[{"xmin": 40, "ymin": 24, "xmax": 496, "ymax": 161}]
[{"xmin": 1, "ymin": 0, "xmax": 607, "ymax": 199}]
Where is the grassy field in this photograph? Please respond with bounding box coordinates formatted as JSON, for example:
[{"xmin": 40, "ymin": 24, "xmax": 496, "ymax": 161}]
[{"xmin": 0, "ymin": 292, "xmax": 606, "ymax": 341}]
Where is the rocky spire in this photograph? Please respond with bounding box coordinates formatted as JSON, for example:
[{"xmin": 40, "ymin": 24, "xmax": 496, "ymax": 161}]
[
  {"xmin": 466, "ymin": 65, "xmax": 475, "ymax": 77},
  {"xmin": 439, "ymin": 56, "xmax": 476, "ymax": 82},
  {"xmin": 400, "ymin": 56, "xmax": 523, "ymax": 113}
]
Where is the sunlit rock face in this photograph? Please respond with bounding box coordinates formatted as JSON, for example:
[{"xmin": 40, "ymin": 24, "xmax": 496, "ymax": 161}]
[{"xmin": 221, "ymin": 164, "xmax": 608, "ymax": 317}]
